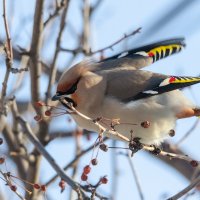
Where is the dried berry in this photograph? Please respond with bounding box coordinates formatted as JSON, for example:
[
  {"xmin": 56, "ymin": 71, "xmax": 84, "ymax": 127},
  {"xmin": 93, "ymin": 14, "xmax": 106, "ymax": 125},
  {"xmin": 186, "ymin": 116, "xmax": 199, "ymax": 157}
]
[
  {"xmin": 81, "ymin": 173, "xmax": 88, "ymax": 181},
  {"xmin": 91, "ymin": 158, "xmax": 98, "ymax": 166},
  {"xmin": 0, "ymin": 157, "xmax": 5, "ymax": 164},
  {"xmin": 59, "ymin": 180, "xmax": 65, "ymax": 190},
  {"xmin": 0, "ymin": 138, "xmax": 3, "ymax": 145},
  {"xmin": 10, "ymin": 185, "xmax": 17, "ymax": 191},
  {"xmin": 34, "ymin": 115, "xmax": 42, "ymax": 122},
  {"xmin": 99, "ymin": 143, "xmax": 108, "ymax": 152},
  {"xmin": 83, "ymin": 165, "xmax": 91, "ymax": 174},
  {"xmin": 35, "ymin": 101, "xmax": 45, "ymax": 107},
  {"xmin": 101, "ymin": 177, "xmax": 108, "ymax": 184},
  {"xmin": 41, "ymin": 185, "xmax": 47, "ymax": 192},
  {"xmin": 45, "ymin": 110, "xmax": 51, "ymax": 116},
  {"xmin": 169, "ymin": 129, "xmax": 175, "ymax": 137},
  {"xmin": 190, "ymin": 160, "xmax": 198, "ymax": 167},
  {"xmin": 33, "ymin": 183, "xmax": 40, "ymax": 189},
  {"xmin": 141, "ymin": 121, "xmax": 150, "ymax": 128}
]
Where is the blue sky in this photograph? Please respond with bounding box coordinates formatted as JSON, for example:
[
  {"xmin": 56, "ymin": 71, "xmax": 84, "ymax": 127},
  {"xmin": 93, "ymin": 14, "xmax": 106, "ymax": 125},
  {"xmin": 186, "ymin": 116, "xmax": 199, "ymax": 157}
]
[{"xmin": 1, "ymin": 0, "xmax": 200, "ymax": 199}]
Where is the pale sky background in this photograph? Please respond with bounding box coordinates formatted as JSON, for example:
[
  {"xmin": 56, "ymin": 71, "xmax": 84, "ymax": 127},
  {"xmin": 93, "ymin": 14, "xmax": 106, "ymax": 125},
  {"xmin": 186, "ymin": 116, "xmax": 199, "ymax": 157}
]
[{"xmin": 1, "ymin": 0, "xmax": 200, "ymax": 200}]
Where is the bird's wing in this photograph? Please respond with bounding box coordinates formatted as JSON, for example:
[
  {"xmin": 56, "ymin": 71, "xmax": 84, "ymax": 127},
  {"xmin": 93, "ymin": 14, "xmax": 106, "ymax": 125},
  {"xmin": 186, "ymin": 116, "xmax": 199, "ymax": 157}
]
[
  {"xmin": 100, "ymin": 69, "xmax": 200, "ymax": 102},
  {"xmin": 98, "ymin": 38, "xmax": 185, "ymax": 70}
]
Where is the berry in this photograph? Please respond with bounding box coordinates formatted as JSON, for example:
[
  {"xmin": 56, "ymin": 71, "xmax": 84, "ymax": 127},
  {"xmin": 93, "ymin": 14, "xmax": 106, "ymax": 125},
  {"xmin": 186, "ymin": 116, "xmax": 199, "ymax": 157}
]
[
  {"xmin": 45, "ymin": 110, "xmax": 51, "ymax": 116},
  {"xmin": 0, "ymin": 157, "xmax": 5, "ymax": 164},
  {"xmin": 99, "ymin": 143, "xmax": 108, "ymax": 152},
  {"xmin": 41, "ymin": 185, "xmax": 47, "ymax": 192},
  {"xmin": 81, "ymin": 173, "xmax": 88, "ymax": 181},
  {"xmin": 83, "ymin": 165, "xmax": 91, "ymax": 174},
  {"xmin": 10, "ymin": 185, "xmax": 17, "ymax": 191},
  {"xmin": 91, "ymin": 158, "xmax": 98, "ymax": 166},
  {"xmin": 59, "ymin": 180, "xmax": 65, "ymax": 190},
  {"xmin": 34, "ymin": 115, "xmax": 42, "ymax": 122},
  {"xmin": 141, "ymin": 121, "xmax": 150, "ymax": 128},
  {"xmin": 101, "ymin": 177, "xmax": 108, "ymax": 184},
  {"xmin": 33, "ymin": 183, "xmax": 40, "ymax": 189},
  {"xmin": 0, "ymin": 138, "xmax": 3, "ymax": 145},
  {"xmin": 35, "ymin": 101, "xmax": 45, "ymax": 107},
  {"xmin": 190, "ymin": 160, "xmax": 198, "ymax": 167},
  {"xmin": 169, "ymin": 129, "xmax": 175, "ymax": 137}
]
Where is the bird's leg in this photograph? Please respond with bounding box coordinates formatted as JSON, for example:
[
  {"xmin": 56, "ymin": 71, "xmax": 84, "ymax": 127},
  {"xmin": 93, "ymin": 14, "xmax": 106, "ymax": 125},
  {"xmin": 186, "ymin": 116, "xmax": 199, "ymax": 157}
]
[
  {"xmin": 176, "ymin": 108, "xmax": 200, "ymax": 119},
  {"xmin": 129, "ymin": 135, "xmax": 143, "ymax": 156}
]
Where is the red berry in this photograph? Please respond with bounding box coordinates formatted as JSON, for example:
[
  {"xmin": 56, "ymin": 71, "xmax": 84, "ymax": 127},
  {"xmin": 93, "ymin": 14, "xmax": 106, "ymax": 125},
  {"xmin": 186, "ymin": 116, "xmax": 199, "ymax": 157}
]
[
  {"xmin": 33, "ymin": 183, "xmax": 40, "ymax": 189},
  {"xmin": 190, "ymin": 160, "xmax": 198, "ymax": 167},
  {"xmin": 45, "ymin": 110, "xmax": 51, "ymax": 116},
  {"xmin": 91, "ymin": 158, "xmax": 98, "ymax": 166},
  {"xmin": 0, "ymin": 138, "xmax": 3, "ymax": 145},
  {"xmin": 41, "ymin": 185, "xmax": 47, "ymax": 192},
  {"xmin": 35, "ymin": 101, "xmax": 45, "ymax": 107},
  {"xmin": 83, "ymin": 165, "xmax": 91, "ymax": 174},
  {"xmin": 10, "ymin": 185, "xmax": 17, "ymax": 191},
  {"xmin": 141, "ymin": 121, "xmax": 150, "ymax": 128},
  {"xmin": 81, "ymin": 173, "xmax": 88, "ymax": 181},
  {"xmin": 34, "ymin": 115, "xmax": 42, "ymax": 122},
  {"xmin": 101, "ymin": 177, "xmax": 108, "ymax": 184},
  {"xmin": 59, "ymin": 180, "xmax": 65, "ymax": 189},
  {"xmin": 0, "ymin": 157, "xmax": 5, "ymax": 164}
]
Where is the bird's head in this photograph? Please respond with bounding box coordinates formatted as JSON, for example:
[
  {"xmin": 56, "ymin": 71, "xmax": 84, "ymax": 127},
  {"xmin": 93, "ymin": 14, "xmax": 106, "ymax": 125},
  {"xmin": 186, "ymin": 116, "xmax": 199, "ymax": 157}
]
[{"xmin": 52, "ymin": 60, "xmax": 94, "ymax": 106}]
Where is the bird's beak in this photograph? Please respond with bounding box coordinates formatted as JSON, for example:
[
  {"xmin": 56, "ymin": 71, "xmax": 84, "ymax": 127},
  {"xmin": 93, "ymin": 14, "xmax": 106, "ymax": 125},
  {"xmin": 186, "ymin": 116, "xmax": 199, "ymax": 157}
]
[{"xmin": 51, "ymin": 93, "xmax": 63, "ymax": 101}]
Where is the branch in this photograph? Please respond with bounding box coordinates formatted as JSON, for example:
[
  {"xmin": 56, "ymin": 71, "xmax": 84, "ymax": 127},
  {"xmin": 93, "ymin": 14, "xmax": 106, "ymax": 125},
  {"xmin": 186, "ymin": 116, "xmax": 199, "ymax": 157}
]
[
  {"xmin": 2, "ymin": 0, "xmax": 13, "ymax": 60},
  {"xmin": 91, "ymin": 27, "xmax": 142, "ymax": 54},
  {"xmin": 126, "ymin": 153, "xmax": 144, "ymax": 200},
  {"xmin": 167, "ymin": 175, "xmax": 200, "ymax": 200},
  {"xmin": 17, "ymin": 117, "xmax": 82, "ymax": 198},
  {"xmin": 45, "ymin": 137, "xmax": 109, "ymax": 187},
  {"xmin": 46, "ymin": 0, "xmax": 70, "ymax": 100},
  {"xmin": 61, "ymin": 99, "xmax": 198, "ymax": 164},
  {"xmin": 1, "ymin": 0, "xmax": 13, "ymax": 115},
  {"xmin": 44, "ymin": 0, "xmax": 67, "ymax": 27}
]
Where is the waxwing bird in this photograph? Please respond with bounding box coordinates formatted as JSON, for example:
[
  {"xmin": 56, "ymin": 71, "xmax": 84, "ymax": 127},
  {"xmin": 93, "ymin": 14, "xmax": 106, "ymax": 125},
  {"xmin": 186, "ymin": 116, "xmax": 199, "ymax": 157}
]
[{"xmin": 52, "ymin": 38, "xmax": 200, "ymax": 144}]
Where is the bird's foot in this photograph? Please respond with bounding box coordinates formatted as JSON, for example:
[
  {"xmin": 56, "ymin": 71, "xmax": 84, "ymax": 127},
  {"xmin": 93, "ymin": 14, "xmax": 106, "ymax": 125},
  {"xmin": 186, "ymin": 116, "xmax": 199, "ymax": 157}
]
[
  {"xmin": 149, "ymin": 145, "xmax": 161, "ymax": 155},
  {"xmin": 129, "ymin": 137, "xmax": 143, "ymax": 156}
]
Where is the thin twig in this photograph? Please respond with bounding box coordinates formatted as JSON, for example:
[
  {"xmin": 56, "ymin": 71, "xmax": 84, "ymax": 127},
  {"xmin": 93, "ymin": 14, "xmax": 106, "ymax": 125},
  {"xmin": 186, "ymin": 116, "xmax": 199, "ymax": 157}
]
[
  {"xmin": 61, "ymin": 99, "xmax": 198, "ymax": 164},
  {"xmin": 17, "ymin": 117, "xmax": 83, "ymax": 198},
  {"xmin": 176, "ymin": 118, "xmax": 200, "ymax": 146},
  {"xmin": 1, "ymin": 0, "xmax": 13, "ymax": 115},
  {"xmin": 44, "ymin": 0, "xmax": 67, "ymax": 27},
  {"xmin": 0, "ymin": 170, "xmax": 26, "ymax": 200},
  {"xmin": 126, "ymin": 153, "xmax": 144, "ymax": 200},
  {"xmin": 3, "ymin": 0, "xmax": 13, "ymax": 60},
  {"xmin": 44, "ymin": 137, "xmax": 108, "ymax": 187},
  {"xmin": 46, "ymin": 0, "xmax": 70, "ymax": 100},
  {"xmin": 167, "ymin": 175, "xmax": 200, "ymax": 200},
  {"xmin": 91, "ymin": 27, "xmax": 142, "ymax": 54}
]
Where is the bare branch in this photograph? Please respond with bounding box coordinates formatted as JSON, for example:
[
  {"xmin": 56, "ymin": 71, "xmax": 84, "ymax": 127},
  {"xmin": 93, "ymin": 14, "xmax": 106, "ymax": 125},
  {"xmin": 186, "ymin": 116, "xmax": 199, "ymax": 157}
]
[
  {"xmin": 17, "ymin": 117, "xmax": 82, "ymax": 198},
  {"xmin": 1, "ymin": 0, "xmax": 13, "ymax": 115},
  {"xmin": 44, "ymin": 0, "xmax": 67, "ymax": 27},
  {"xmin": 46, "ymin": 0, "xmax": 70, "ymax": 100},
  {"xmin": 91, "ymin": 27, "xmax": 142, "ymax": 54},
  {"xmin": 126, "ymin": 153, "xmax": 144, "ymax": 200},
  {"xmin": 167, "ymin": 175, "xmax": 200, "ymax": 200}
]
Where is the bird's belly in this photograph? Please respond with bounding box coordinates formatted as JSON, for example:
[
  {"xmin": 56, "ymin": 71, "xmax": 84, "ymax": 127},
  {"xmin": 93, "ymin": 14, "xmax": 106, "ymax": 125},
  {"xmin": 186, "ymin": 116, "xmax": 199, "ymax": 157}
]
[{"xmin": 72, "ymin": 91, "xmax": 194, "ymax": 144}]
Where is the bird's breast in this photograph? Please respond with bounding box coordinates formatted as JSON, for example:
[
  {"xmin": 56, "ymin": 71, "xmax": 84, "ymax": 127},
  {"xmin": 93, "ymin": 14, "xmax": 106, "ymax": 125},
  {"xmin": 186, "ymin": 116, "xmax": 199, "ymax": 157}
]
[{"xmin": 71, "ymin": 92, "xmax": 80, "ymax": 105}]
